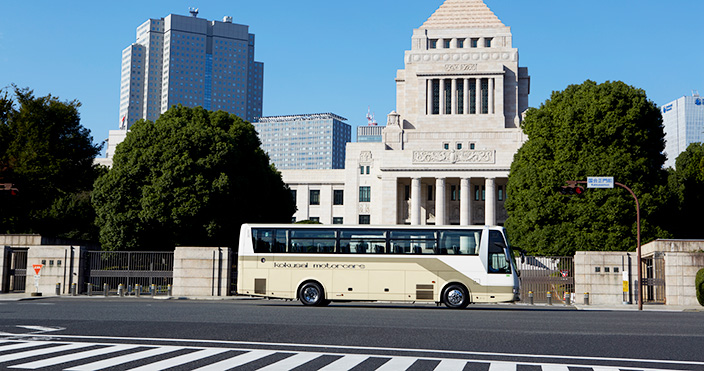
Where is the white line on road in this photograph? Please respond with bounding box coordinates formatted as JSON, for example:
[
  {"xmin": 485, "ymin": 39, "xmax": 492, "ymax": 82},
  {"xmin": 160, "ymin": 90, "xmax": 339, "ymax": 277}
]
[{"xmin": 8, "ymin": 344, "xmax": 136, "ymax": 369}]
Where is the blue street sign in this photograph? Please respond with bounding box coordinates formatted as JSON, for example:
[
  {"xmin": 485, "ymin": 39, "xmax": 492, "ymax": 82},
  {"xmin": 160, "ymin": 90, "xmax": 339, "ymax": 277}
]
[{"xmin": 587, "ymin": 177, "xmax": 614, "ymax": 188}]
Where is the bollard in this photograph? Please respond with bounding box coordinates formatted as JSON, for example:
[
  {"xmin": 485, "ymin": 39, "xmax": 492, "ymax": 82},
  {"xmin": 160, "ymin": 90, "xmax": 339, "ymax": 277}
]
[
  {"xmin": 118, "ymin": 283, "xmax": 124, "ymax": 297},
  {"xmin": 151, "ymin": 284, "xmax": 156, "ymax": 298},
  {"xmin": 103, "ymin": 283, "xmax": 109, "ymax": 297},
  {"xmin": 55, "ymin": 283, "xmax": 61, "ymax": 296},
  {"xmin": 564, "ymin": 292, "xmax": 570, "ymax": 306},
  {"xmin": 546, "ymin": 291, "xmax": 552, "ymax": 305},
  {"xmin": 71, "ymin": 283, "xmax": 77, "ymax": 296},
  {"xmin": 528, "ymin": 291, "xmax": 534, "ymax": 305},
  {"xmin": 135, "ymin": 284, "xmax": 141, "ymax": 297},
  {"xmin": 87, "ymin": 283, "xmax": 92, "ymax": 296},
  {"xmin": 167, "ymin": 284, "xmax": 172, "ymax": 297},
  {"xmin": 127, "ymin": 285, "xmax": 132, "ymax": 296},
  {"xmin": 584, "ymin": 292, "xmax": 590, "ymax": 305}
]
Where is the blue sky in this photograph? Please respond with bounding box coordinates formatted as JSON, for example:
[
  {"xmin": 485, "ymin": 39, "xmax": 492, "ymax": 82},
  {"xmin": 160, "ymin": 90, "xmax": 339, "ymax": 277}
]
[{"xmin": 2, "ymin": 0, "xmax": 703, "ymax": 150}]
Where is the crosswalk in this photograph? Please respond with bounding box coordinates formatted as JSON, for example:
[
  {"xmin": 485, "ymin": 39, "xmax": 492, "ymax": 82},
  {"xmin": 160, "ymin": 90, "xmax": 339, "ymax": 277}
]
[{"xmin": 0, "ymin": 339, "xmax": 680, "ymax": 370}]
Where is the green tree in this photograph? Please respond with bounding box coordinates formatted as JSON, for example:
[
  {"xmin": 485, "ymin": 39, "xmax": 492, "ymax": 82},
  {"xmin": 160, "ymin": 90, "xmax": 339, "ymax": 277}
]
[
  {"xmin": 665, "ymin": 143, "xmax": 704, "ymax": 238},
  {"xmin": 92, "ymin": 105, "xmax": 296, "ymax": 251},
  {"xmin": 505, "ymin": 80, "xmax": 669, "ymax": 255},
  {"xmin": 0, "ymin": 86, "xmax": 102, "ymax": 240}
]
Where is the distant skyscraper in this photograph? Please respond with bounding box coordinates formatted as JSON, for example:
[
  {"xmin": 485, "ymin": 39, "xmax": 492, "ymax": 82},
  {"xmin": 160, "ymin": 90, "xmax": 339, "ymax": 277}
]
[
  {"xmin": 357, "ymin": 125, "xmax": 385, "ymax": 142},
  {"xmin": 254, "ymin": 113, "xmax": 351, "ymax": 170},
  {"xmin": 661, "ymin": 93, "xmax": 704, "ymax": 168},
  {"xmin": 118, "ymin": 9, "xmax": 263, "ymax": 129}
]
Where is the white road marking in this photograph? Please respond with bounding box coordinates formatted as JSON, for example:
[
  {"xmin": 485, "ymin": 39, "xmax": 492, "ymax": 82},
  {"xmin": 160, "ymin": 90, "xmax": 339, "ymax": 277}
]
[
  {"xmin": 9, "ymin": 333, "xmax": 700, "ymax": 368},
  {"xmin": 8, "ymin": 344, "xmax": 136, "ymax": 369},
  {"xmin": 65, "ymin": 346, "xmax": 182, "ymax": 371},
  {"xmin": 0, "ymin": 342, "xmax": 93, "ymax": 363},
  {"xmin": 124, "ymin": 348, "xmax": 231, "ymax": 371},
  {"xmin": 257, "ymin": 352, "xmax": 324, "ymax": 370},
  {"xmin": 318, "ymin": 354, "xmax": 368, "ymax": 370},
  {"xmin": 190, "ymin": 350, "xmax": 275, "ymax": 371},
  {"xmin": 15, "ymin": 326, "xmax": 64, "ymax": 333}
]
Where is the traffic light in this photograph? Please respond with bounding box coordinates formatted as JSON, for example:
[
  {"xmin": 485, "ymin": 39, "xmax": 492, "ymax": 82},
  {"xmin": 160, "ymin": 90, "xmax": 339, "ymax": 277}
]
[
  {"xmin": 1, "ymin": 183, "xmax": 19, "ymax": 195},
  {"xmin": 556, "ymin": 184, "xmax": 584, "ymax": 196}
]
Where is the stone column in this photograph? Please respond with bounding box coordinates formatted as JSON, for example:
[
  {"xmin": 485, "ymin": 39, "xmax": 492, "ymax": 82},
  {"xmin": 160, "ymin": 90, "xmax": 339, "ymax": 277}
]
[
  {"xmin": 439, "ymin": 79, "xmax": 445, "ymax": 115},
  {"xmin": 451, "ymin": 79, "xmax": 457, "ymax": 115},
  {"xmin": 485, "ymin": 177, "xmax": 496, "ymax": 225},
  {"xmin": 435, "ymin": 177, "xmax": 446, "ymax": 226},
  {"xmin": 381, "ymin": 177, "xmax": 398, "ymax": 224},
  {"xmin": 463, "ymin": 78, "xmax": 469, "ymax": 115},
  {"xmin": 475, "ymin": 78, "xmax": 481, "ymax": 115},
  {"xmin": 460, "ymin": 178, "xmax": 471, "ymax": 225},
  {"xmin": 427, "ymin": 79, "xmax": 433, "ymax": 115},
  {"xmin": 410, "ymin": 178, "xmax": 421, "ymax": 225},
  {"xmin": 488, "ymin": 78, "xmax": 494, "ymax": 114}
]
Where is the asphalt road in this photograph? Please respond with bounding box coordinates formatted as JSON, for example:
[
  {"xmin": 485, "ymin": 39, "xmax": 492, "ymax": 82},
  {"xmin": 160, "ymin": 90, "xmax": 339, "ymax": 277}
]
[{"xmin": 0, "ymin": 298, "xmax": 702, "ymax": 370}]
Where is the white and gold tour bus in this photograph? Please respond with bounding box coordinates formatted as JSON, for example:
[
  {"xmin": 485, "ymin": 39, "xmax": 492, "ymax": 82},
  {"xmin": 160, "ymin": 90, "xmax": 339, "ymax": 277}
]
[{"xmin": 236, "ymin": 224, "xmax": 521, "ymax": 308}]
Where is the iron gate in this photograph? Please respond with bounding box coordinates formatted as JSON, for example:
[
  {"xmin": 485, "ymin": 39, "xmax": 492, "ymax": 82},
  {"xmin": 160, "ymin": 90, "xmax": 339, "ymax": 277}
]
[
  {"xmin": 642, "ymin": 253, "xmax": 665, "ymax": 304},
  {"xmin": 85, "ymin": 251, "xmax": 174, "ymax": 295},
  {"xmin": 3, "ymin": 247, "xmax": 28, "ymax": 293},
  {"xmin": 516, "ymin": 256, "xmax": 574, "ymax": 304}
]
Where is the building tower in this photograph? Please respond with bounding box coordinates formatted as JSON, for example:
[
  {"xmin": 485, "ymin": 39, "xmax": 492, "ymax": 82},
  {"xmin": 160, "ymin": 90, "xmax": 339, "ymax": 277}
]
[
  {"xmin": 282, "ymin": 0, "xmax": 530, "ymax": 226},
  {"xmin": 118, "ymin": 11, "xmax": 263, "ymax": 130},
  {"xmin": 661, "ymin": 92, "xmax": 704, "ymax": 168},
  {"xmin": 254, "ymin": 113, "xmax": 351, "ymax": 170}
]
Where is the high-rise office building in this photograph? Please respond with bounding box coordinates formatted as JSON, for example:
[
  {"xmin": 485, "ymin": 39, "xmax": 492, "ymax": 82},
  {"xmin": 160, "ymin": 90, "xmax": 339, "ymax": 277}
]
[
  {"xmin": 254, "ymin": 113, "xmax": 351, "ymax": 170},
  {"xmin": 118, "ymin": 9, "xmax": 263, "ymax": 130},
  {"xmin": 661, "ymin": 93, "xmax": 704, "ymax": 168}
]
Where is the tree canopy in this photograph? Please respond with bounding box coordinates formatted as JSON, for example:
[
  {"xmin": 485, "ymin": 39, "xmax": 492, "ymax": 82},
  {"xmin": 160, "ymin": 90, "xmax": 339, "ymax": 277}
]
[
  {"xmin": 92, "ymin": 105, "xmax": 296, "ymax": 251},
  {"xmin": 0, "ymin": 86, "xmax": 102, "ymax": 240},
  {"xmin": 504, "ymin": 80, "xmax": 669, "ymax": 255},
  {"xmin": 664, "ymin": 142, "xmax": 704, "ymax": 238}
]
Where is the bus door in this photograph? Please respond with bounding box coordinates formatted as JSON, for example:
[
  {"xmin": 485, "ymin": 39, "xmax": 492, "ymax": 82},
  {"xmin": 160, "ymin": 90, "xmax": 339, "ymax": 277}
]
[
  {"xmin": 251, "ymin": 229, "xmax": 282, "ymax": 296},
  {"xmin": 486, "ymin": 230, "xmax": 514, "ymax": 301}
]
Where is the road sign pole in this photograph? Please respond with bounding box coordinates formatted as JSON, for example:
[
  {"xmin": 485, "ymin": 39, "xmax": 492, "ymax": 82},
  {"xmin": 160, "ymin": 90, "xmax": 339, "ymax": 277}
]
[{"xmin": 571, "ymin": 179, "xmax": 642, "ymax": 310}]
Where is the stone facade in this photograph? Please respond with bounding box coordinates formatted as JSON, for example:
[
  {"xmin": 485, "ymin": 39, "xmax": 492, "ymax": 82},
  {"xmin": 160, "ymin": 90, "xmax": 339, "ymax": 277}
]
[{"xmin": 283, "ymin": 0, "xmax": 529, "ymax": 226}]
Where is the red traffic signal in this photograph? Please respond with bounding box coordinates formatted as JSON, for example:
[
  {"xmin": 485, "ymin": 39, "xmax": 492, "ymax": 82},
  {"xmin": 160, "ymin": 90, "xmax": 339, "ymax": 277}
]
[
  {"xmin": 556, "ymin": 185, "xmax": 585, "ymax": 196},
  {"xmin": 1, "ymin": 183, "xmax": 19, "ymax": 195}
]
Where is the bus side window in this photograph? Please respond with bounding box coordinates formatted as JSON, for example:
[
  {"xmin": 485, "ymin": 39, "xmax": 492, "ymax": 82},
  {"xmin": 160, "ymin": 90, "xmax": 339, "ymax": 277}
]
[
  {"xmin": 253, "ymin": 229, "xmax": 273, "ymax": 253},
  {"xmin": 274, "ymin": 229, "xmax": 287, "ymax": 253}
]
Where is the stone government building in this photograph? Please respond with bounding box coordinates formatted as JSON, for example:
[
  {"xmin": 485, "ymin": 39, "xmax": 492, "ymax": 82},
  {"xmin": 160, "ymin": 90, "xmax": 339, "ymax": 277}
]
[{"xmin": 283, "ymin": 0, "xmax": 530, "ymax": 226}]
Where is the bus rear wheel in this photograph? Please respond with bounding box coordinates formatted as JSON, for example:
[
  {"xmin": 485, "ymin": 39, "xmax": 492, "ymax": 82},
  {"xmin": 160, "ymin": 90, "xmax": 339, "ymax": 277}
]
[
  {"xmin": 298, "ymin": 282, "xmax": 328, "ymax": 306},
  {"xmin": 443, "ymin": 284, "xmax": 469, "ymax": 309}
]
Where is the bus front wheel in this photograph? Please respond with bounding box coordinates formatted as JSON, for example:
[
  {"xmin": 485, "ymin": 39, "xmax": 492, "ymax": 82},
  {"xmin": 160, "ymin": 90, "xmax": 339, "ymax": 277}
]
[
  {"xmin": 442, "ymin": 284, "xmax": 469, "ymax": 309},
  {"xmin": 298, "ymin": 282, "xmax": 328, "ymax": 306}
]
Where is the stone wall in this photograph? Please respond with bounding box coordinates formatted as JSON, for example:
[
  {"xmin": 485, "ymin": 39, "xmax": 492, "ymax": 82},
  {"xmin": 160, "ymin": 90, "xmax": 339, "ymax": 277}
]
[
  {"xmin": 662, "ymin": 252, "xmax": 704, "ymax": 306},
  {"xmin": 575, "ymin": 251, "xmax": 636, "ymax": 305},
  {"xmin": 172, "ymin": 246, "xmax": 232, "ymax": 297},
  {"xmin": 26, "ymin": 245, "xmax": 86, "ymax": 295}
]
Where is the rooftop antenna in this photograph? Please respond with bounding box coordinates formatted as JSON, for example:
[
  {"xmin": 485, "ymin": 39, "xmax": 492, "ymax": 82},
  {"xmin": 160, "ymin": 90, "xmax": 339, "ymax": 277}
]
[
  {"xmin": 189, "ymin": 7, "xmax": 199, "ymax": 17},
  {"xmin": 693, "ymin": 90, "xmax": 700, "ymax": 97},
  {"xmin": 366, "ymin": 106, "xmax": 377, "ymax": 126}
]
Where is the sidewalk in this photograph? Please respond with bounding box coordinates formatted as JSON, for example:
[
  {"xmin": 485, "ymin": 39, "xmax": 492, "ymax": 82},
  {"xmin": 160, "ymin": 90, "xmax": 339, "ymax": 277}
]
[{"xmin": 2, "ymin": 292, "xmax": 703, "ymax": 311}]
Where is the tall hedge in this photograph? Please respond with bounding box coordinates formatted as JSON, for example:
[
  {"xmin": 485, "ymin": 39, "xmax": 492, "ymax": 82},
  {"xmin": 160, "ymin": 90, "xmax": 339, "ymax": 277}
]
[{"xmin": 696, "ymin": 268, "xmax": 704, "ymax": 307}]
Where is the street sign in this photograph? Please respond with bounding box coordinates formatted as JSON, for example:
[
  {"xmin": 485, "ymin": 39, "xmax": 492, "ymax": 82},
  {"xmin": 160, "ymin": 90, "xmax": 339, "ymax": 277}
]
[
  {"xmin": 587, "ymin": 177, "xmax": 614, "ymax": 188},
  {"xmin": 33, "ymin": 264, "xmax": 43, "ymax": 276}
]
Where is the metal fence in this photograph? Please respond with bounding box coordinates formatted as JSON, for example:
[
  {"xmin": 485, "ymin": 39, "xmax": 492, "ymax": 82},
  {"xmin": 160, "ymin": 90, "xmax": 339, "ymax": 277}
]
[
  {"xmin": 517, "ymin": 256, "xmax": 574, "ymax": 304},
  {"xmin": 3, "ymin": 247, "xmax": 28, "ymax": 293},
  {"xmin": 642, "ymin": 253, "xmax": 666, "ymax": 304},
  {"xmin": 85, "ymin": 251, "xmax": 174, "ymax": 295}
]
